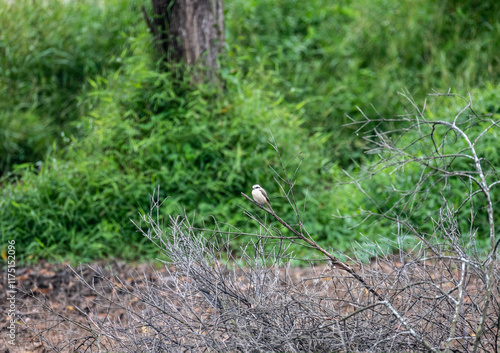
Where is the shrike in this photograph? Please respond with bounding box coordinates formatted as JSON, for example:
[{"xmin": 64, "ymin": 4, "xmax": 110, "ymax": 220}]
[{"xmin": 252, "ymin": 185, "xmax": 274, "ymax": 212}]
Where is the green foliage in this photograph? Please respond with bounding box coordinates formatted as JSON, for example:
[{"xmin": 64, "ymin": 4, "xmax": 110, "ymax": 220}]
[
  {"xmin": 0, "ymin": 31, "xmax": 326, "ymax": 263},
  {"xmin": 1, "ymin": 0, "xmax": 500, "ymax": 263},
  {"xmin": 224, "ymin": 0, "xmax": 500, "ymax": 165},
  {"xmin": 0, "ymin": 0, "xmax": 144, "ymax": 174},
  {"xmin": 0, "ymin": 110, "xmax": 54, "ymax": 173}
]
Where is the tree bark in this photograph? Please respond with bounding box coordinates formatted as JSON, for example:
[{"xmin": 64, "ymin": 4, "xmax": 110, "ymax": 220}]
[{"xmin": 143, "ymin": 0, "xmax": 224, "ymax": 84}]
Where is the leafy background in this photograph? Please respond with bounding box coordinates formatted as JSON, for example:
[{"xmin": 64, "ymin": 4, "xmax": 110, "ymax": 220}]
[{"xmin": 1, "ymin": 0, "xmax": 499, "ymax": 263}]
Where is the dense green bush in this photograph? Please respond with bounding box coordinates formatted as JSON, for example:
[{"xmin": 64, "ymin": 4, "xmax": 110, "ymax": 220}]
[
  {"xmin": 0, "ymin": 0, "xmax": 143, "ymax": 174},
  {"xmin": 1, "ymin": 0, "xmax": 499, "ymax": 263},
  {"xmin": 224, "ymin": 0, "xmax": 500, "ymax": 165},
  {"xmin": 1, "ymin": 31, "xmax": 348, "ymax": 262},
  {"xmin": 0, "ymin": 110, "xmax": 54, "ymax": 173}
]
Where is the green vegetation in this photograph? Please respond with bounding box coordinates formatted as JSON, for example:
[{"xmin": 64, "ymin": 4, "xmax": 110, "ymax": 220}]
[
  {"xmin": 0, "ymin": 0, "xmax": 143, "ymax": 174},
  {"xmin": 1, "ymin": 0, "xmax": 499, "ymax": 263},
  {"xmin": 226, "ymin": 0, "xmax": 500, "ymax": 164}
]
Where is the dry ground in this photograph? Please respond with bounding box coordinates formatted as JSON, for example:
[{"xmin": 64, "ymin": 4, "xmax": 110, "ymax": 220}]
[
  {"xmin": 2, "ymin": 260, "xmax": 322, "ymax": 353},
  {"xmin": 2, "ymin": 259, "xmax": 498, "ymax": 353}
]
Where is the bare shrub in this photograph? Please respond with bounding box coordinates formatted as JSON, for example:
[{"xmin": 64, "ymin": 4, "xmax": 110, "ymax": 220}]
[{"xmin": 23, "ymin": 91, "xmax": 499, "ymax": 352}]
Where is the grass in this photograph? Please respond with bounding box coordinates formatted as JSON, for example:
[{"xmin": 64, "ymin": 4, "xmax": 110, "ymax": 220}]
[
  {"xmin": 1, "ymin": 0, "xmax": 499, "ymax": 264},
  {"xmin": 225, "ymin": 0, "xmax": 500, "ymax": 164},
  {"xmin": 0, "ymin": 0, "xmax": 144, "ymax": 174}
]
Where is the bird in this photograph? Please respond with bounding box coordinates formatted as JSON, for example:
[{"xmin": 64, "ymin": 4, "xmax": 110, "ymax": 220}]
[{"xmin": 252, "ymin": 184, "xmax": 274, "ymax": 212}]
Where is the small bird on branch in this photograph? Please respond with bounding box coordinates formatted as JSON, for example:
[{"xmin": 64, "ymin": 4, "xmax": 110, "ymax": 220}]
[{"xmin": 252, "ymin": 184, "xmax": 274, "ymax": 213}]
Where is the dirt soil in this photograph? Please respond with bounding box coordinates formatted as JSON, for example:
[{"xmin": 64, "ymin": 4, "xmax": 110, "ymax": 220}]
[
  {"xmin": 1, "ymin": 260, "xmax": 320, "ymax": 353},
  {"xmin": 2, "ymin": 261, "xmax": 153, "ymax": 353}
]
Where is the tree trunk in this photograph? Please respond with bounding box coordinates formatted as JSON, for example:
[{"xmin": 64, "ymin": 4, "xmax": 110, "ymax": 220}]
[{"xmin": 143, "ymin": 0, "xmax": 224, "ymax": 84}]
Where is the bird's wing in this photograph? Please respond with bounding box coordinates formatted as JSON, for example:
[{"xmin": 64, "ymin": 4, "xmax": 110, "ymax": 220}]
[{"xmin": 261, "ymin": 189, "xmax": 270, "ymax": 203}]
